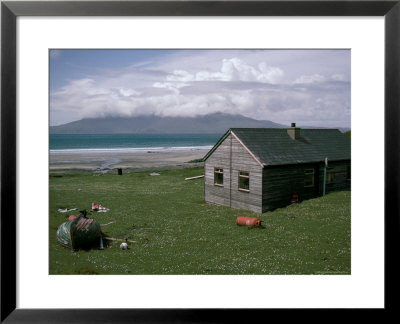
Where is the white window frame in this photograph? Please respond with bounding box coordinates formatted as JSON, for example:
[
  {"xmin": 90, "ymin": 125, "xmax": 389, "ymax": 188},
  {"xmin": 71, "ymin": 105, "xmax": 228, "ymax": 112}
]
[
  {"xmin": 214, "ymin": 167, "xmax": 224, "ymax": 187},
  {"xmin": 238, "ymin": 170, "xmax": 250, "ymax": 192}
]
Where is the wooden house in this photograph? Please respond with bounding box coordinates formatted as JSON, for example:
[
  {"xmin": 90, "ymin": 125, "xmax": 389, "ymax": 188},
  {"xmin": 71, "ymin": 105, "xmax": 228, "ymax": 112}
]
[{"xmin": 203, "ymin": 124, "xmax": 351, "ymax": 213}]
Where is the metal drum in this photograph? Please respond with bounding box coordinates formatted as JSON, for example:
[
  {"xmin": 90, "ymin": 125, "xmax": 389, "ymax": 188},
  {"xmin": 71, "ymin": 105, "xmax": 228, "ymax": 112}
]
[{"xmin": 236, "ymin": 216, "xmax": 262, "ymax": 227}]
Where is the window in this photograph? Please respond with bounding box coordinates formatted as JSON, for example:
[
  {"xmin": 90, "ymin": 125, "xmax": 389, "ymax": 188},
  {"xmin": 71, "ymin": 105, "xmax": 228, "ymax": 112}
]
[
  {"xmin": 238, "ymin": 171, "xmax": 250, "ymax": 192},
  {"xmin": 214, "ymin": 168, "xmax": 224, "ymax": 186},
  {"xmin": 304, "ymin": 169, "xmax": 314, "ymax": 187},
  {"xmin": 326, "ymin": 167, "xmax": 334, "ymax": 184}
]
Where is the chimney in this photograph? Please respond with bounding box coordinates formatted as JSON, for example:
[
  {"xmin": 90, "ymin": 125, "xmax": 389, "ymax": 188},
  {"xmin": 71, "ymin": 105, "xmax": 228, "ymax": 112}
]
[{"xmin": 287, "ymin": 122, "xmax": 301, "ymax": 140}]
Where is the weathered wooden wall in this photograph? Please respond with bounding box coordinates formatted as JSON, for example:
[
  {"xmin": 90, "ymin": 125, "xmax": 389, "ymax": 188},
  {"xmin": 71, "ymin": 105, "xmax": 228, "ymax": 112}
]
[
  {"xmin": 205, "ymin": 130, "xmax": 351, "ymax": 214},
  {"xmin": 230, "ymin": 134, "xmax": 263, "ymax": 213},
  {"xmin": 204, "ymin": 133, "xmax": 263, "ymax": 213},
  {"xmin": 204, "ymin": 134, "xmax": 232, "ymax": 207},
  {"xmin": 262, "ymin": 160, "xmax": 351, "ymax": 212},
  {"xmin": 262, "ymin": 163, "xmax": 318, "ymax": 212},
  {"xmin": 322, "ymin": 160, "xmax": 351, "ymax": 193}
]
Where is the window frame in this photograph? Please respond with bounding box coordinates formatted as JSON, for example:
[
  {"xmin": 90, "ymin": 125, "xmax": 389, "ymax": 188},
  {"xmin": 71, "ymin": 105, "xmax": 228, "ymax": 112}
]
[
  {"xmin": 214, "ymin": 167, "xmax": 224, "ymax": 187},
  {"xmin": 238, "ymin": 170, "xmax": 250, "ymax": 192},
  {"xmin": 304, "ymin": 168, "xmax": 315, "ymax": 187},
  {"xmin": 326, "ymin": 167, "xmax": 334, "ymax": 184}
]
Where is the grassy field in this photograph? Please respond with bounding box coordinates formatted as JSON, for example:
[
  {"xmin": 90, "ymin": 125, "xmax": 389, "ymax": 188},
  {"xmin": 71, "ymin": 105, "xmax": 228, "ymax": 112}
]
[{"xmin": 49, "ymin": 167, "xmax": 351, "ymax": 275}]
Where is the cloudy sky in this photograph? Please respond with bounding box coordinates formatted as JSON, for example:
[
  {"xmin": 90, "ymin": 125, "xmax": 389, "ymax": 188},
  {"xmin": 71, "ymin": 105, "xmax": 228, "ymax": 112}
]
[{"xmin": 50, "ymin": 49, "xmax": 350, "ymax": 127}]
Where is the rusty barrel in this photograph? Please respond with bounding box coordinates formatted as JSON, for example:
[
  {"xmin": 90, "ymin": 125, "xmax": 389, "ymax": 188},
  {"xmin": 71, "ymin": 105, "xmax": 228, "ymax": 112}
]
[{"xmin": 236, "ymin": 216, "xmax": 262, "ymax": 227}]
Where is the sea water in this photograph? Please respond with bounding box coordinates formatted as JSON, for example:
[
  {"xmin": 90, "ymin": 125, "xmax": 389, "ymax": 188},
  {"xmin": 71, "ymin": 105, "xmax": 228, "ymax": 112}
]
[
  {"xmin": 50, "ymin": 133, "xmax": 222, "ymax": 153},
  {"xmin": 49, "ymin": 134, "xmax": 222, "ymax": 170}
]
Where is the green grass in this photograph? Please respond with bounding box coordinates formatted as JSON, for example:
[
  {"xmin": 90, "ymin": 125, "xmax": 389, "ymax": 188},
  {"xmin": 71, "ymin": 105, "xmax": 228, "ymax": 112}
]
[{"xmin": 49, "ymin": 167, "xmax": 351, "ymax": 275}]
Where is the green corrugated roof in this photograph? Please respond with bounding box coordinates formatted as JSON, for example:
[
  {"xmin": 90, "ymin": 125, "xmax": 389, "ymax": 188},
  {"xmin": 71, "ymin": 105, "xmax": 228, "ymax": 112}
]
[{"xmin": 204, "ymin": 128, "xmax": 350, "ymax": 166}]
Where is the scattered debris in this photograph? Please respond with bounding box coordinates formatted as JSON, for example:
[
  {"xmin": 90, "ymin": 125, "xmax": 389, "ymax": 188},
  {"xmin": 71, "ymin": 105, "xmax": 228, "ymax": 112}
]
[
  {"xmin": 100, "ymin": 220, "xmax": 117, "ymax": 227},
  {"xmin": 58, "ymin": 208, "xmax": 77, "ymax": 213},
  {"xmin": 149, "ymin": 172, "xmax": 160, "ymax": 176},
  {"xmin": 236, "ymin": 216, "xmax": 262, "ymax": 227},
  {"xmin": 120, "ymin": 242, "xmax": 129, "ymax": 250},
  {"xmin": 103, "ymin": 237, "xmax": 136, "ymax": 244},
  {"xmin": 92, "ymin": 202, "xmax": 110, "ymax": 212},
  {"xmin": 185, "ymin": 175, "xmax": 204, "ymax": 181}
]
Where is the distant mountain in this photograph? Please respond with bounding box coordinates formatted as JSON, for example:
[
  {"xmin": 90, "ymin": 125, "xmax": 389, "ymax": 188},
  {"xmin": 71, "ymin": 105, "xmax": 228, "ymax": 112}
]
[{"xmin": 49, "ymin": 113, "xmax": 287, "ymax": 134}]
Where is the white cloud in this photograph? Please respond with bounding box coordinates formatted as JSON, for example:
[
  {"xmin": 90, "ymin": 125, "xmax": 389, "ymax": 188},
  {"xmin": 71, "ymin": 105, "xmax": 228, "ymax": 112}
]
[
  {"xmin": 331, "ymin": 74, "xmax": 345, "ymax": 81},
  {"xmin": 294, "ymin": 73, "xmax": 349, "ymax": 84},
  {"xmin": 50, "ymin": 51, "xmax": 350, "ymax": 127},
  {"xmin": 152, "ymin": 82, "xmax": 188, "ymax": 94},
  {"xmin": 166, "ymin": 70, "xmax": 195, "ymax": 82},
  {"xmin": 294, "ymin": 74, "xmax": 326, "ymax": 84},
  {"xmin": 163, "ymin": 58, "xmax": 283, "ymax": 84},
  {"xmin": 118, "ymin": 88, "xmax": 141, "ymax": 97}
]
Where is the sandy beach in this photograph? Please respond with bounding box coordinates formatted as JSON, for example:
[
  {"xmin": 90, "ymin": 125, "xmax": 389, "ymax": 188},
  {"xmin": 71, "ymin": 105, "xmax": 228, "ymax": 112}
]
[{"xmin": 50, "ymin": 149, "xmax": 207, "ymax": 173}]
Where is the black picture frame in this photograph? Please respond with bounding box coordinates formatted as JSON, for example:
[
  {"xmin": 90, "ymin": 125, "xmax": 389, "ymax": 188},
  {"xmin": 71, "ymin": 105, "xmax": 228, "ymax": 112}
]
[{"xmin": 1, "ymin": 0, "xmax": 399, "ymax": 322}]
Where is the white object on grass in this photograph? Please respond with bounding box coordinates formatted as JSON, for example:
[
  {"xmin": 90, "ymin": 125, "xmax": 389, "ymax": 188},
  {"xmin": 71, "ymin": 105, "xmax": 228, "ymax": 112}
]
[
  {"xmin": 57, "ymin": 208, "xmax": 77, "ymax": 213},
  {"xmin": 120, "ymin": 242, "xmax": 128, "ymax": 250},
  {"xmin": 185, "ymin": 175, "xmax": 204, "ymax": 180}
]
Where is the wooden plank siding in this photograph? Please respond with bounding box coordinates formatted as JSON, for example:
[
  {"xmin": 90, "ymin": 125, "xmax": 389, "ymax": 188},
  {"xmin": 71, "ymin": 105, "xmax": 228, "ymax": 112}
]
[
  {"xmin": 204, "ymin": 134, "xmax": 231, "ymax": 207},
  {"xmin": 204, "ymin": 134, "xmax": 263, "ymax": 213},
  {"xmin": 262, "ymin": 164, "xmax": 318, "ymax": 212},
  {"xmin": 204, "ymin": 128, "xmax": 350, "ymax": 214},
  {"xmin": 261, "ymin": 160, "xmax": 351, "ymax": 212},
  {"xmin": 322, "ymin": 160, "xmax": 351, "ymax": 193}
]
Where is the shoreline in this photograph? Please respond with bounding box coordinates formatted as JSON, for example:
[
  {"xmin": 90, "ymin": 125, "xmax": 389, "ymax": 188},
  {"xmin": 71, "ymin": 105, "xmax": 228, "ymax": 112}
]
[{"xmin": 49, "ymin": 149, "xmax": 207, "ymax": 173}]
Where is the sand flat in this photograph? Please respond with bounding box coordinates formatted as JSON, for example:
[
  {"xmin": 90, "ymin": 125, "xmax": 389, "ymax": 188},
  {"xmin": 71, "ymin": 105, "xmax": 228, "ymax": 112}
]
[{"xmin": 50, "ymin": 149, "xmax": 207, "ymax": 172}]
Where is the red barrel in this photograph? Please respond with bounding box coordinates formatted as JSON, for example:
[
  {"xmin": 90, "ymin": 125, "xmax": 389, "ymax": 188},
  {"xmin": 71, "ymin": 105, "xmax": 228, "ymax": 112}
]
[{"xmin": 236, "ymin": 216, "xmax": 262, "ymax": 227}]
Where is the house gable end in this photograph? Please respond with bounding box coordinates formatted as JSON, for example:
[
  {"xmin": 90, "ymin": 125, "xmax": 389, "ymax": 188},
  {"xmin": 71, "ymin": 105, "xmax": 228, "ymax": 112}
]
[
  {"xmin": 203, "ymin": 129, "xmax": 264, "ymax": 168},
  {"xmin": 202, "ymin": 129, "xmax": 231, "ymax": 162},
  {"xmin": 230, "ymin": 131, "xmax": 264, "ymax": 168}
]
